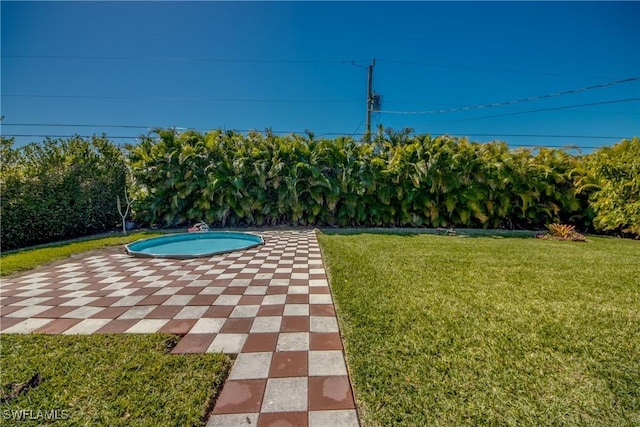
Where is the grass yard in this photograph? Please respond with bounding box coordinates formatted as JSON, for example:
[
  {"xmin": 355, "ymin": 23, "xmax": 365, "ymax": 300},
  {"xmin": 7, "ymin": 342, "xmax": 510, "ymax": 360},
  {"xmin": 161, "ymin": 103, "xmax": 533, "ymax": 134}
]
[
  {"xmin": 0, "ymin": 334, "xmax": 231, "ymax": 426},
  {"xmin": 0, "ymin": 232, "xmax": 163, "ymax": 276},
  {"xmin": 318, "ymin": 232, "xmax": 640, "ymax": 426}
]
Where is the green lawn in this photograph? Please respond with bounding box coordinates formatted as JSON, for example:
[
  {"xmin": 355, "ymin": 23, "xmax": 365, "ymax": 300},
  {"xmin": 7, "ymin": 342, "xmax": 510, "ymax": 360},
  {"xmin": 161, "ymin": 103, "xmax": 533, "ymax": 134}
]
[
  {"xmin": 317, "ymin": 232, "xmax": 640, "ymax": 426},
  {"xmin": 0, "ymin": 232, "xmax": 164, "ymax": 276},
  {"xmin": 0, "ymin": 334, "xmax": 231, "ymax": 427}
]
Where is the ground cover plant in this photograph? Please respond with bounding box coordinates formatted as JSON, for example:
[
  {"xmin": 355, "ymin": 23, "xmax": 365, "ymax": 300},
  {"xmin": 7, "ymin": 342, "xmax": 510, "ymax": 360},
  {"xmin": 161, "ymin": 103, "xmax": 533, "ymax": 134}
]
[
  {"xmin": 0, "ymin": 232, "xmax": 163, "ymax": 276},
  {"xmin": 0, "ymin": 334, "xmax": 231, "ymax": 426},
  {"xmin": 318, "ymin": 232, "xmax": 640, "ymax": 426}
]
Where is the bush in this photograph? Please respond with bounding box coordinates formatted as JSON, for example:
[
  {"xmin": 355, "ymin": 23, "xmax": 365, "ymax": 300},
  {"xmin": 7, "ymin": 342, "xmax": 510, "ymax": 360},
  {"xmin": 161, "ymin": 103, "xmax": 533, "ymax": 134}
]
[
  {"xmin": 1, "ymin": 135, "xmax": 126, "ymax": 251},
  {"xmin": 576, "ymin": 137, "xmax": 640, "ymax": 237}
]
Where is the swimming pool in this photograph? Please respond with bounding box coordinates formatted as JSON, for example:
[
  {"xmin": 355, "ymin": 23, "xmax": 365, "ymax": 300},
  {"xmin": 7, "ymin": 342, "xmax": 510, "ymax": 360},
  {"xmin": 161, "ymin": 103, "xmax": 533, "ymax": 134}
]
[{"xmin": 124, "ymin": 232, "xmax": 264, "ymax": 258}]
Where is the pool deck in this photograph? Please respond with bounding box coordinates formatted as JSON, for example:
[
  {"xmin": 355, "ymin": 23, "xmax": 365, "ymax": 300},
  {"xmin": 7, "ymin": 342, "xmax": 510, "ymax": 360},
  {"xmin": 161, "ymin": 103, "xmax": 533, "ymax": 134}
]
[{"xmin": 0, "ymin": 230, "xmax": 360, "ymax": 427}]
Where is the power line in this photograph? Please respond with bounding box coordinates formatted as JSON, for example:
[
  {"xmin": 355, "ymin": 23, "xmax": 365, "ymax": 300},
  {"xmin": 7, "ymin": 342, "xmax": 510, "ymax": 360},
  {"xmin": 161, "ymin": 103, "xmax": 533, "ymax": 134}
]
[
  {"xmin": 3, "ymin": 54, "xmax": 619, "ymax": 80},
  {"xmin": 376, "ymin": 59, "xmax": 617, "ymax": 80},
  {"xmin": 1, "ymin": 55, "xmax": 364, "ymax": 65},
  {"xmin": 438, "ymin": 98, "xmax": 640, "ymax": 123},
  {"xmin": 380, "ymin": 78, "xmax": 640, "ymax": 115},
  {"xmin": 1, "ymin": 94, "xmax": 359, "ymax": 103},
  {"xmin": 3, "ymin": 132, "xmax": 630, "ymax": 141}
]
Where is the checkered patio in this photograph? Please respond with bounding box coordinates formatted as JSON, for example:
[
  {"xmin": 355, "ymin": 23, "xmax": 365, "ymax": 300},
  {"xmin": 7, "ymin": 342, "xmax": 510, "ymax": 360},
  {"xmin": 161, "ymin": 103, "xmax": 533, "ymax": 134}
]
[{"xmin": 0, "ymin": 230, "xmax": 360, "ymax": 427}]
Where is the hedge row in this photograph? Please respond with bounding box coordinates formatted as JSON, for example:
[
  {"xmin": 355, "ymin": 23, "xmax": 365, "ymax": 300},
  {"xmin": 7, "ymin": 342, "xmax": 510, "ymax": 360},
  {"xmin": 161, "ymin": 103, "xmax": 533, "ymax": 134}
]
[
  {"xmin": 3, "ymin": 130, "xmax": 637, "ymax": 251},
  {"xmin": 1, "ymin": 136, "xmax": 126, "ymax": 251},
  {"xmin": 127, "ymin": 129, "xmax": 588, "ymax": 230}
]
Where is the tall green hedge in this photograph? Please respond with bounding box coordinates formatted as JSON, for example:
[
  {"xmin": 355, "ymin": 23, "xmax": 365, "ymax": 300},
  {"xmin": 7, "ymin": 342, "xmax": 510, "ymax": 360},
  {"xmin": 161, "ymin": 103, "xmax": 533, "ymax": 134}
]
[
  {"xmin": 1, "ymin": 136, "xmax": 126, "ymax": 251},
  {"xmin": 127, "ymin": 128, "xmax": 586, "ymax": 230},
  {"xmin": 3, "ymin": 130, "xmax": 636, "ymax": 252}
]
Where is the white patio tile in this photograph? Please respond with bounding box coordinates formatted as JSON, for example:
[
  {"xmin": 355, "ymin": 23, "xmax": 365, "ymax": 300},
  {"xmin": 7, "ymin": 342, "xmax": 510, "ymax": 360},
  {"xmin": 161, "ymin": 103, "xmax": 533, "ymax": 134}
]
[
  {"xmin": 162, "ymin": 295, "xmax": 195, "ymax": 306},
  {"xmin": 308, "ymin": 350, "xmax": 348, "ymax": 376},
  {"xmin": 206, "ymin": 413, "xmax": 258, "ymax": 427},
  {"xmin": 126, "ymin": 319, "xmax": 169, "ymax": 333},
  {"xmin": 283, "ymin": 304, "xmax": 309, "ymax": 316},
  {"xmin": 309, "ymin": 294, "xmax": 333, "ymax": 304},
  {"xmin": 310, "ymin": 316, "xmax": 339, "ymax": 333},
  {"xmin": 62, "ymin": 306, "xmax": 105, "ymax": 319},
  {"xmin": 174, "ymin": 306, "xmax": 209, "ymax": 319},
  {"xmin": 110, "ymin": 295, "xmax": 146, "ymax": 306},
  {"xmin": 228, "ymin": 352, "xmax": 272, "ymax": 380},
  {"xmin": 213, "ymin": 295, "xmax": 242, "ymax": 305},
  {"xmin": 4, "ymin": 305, "xmax": 51, "ymax": 318},
  {"xmin": 207, "ymin": 334, "xmax": 248, "ymax": 354},
  {"xmin": 118, "ymin": 306, "xmax": 156, "ymax": 319},
  {"xmin": 62, "ymin": 319, "xmax": 111, "ymax": 334},
  {"xmin": 190, "ymin": 318, "xmax": 226, "ymax": 334},
  {"xmin": 261, "ymin": 377, "xmax": 307, "ymax": 412},
  {"xmin": 262, "ymin": 295, "xmax": 286, "ymax": 305},
  {"xmin": 249, "ymin": 316, "xmax": 282, "ymax": 333},
  {"xmin": 309, "ymin": 410, "xmax": 359, "ymax": 427},
  {"xmin": 230, "ymin": 305, "xmax": 260, "ymax": 318},
  {"xmin": 2, "ymin": 318, "xmax": 53, "ymax": 333},
  {"xmin": 276, "ymin": 332, "xmax": 309, "ymax": 351}
]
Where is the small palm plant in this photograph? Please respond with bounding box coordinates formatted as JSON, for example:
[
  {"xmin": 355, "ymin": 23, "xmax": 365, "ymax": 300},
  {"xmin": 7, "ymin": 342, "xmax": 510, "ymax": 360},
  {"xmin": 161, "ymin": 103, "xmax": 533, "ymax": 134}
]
[{"xmin": 538, "ymin": 223, "xmax": 586, "ymax": 241}]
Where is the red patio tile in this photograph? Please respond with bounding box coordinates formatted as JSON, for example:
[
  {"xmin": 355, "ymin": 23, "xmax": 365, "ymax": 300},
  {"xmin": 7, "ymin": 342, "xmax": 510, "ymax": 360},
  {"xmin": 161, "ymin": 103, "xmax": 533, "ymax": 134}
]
[
  {"xmin": 309, "ymin": 333, "xmax": 343, "ymax": 351},
  {"xmin": 0, "ymin": 317, "xmax": 24, "ymax": 331},
  {"xmin": 286, "ymin": 294, "xmax": 309, "ymax": 304},
  {"xmin": 310, "ymin": 304, "xmax": 336, "ymax": 316},
  {"xmin": 159, "ymin": 319, "xmax": 197, "ymax": 335},
  {"xmin": 202, "ymin": 305, "xmax": 234, "ymax": 318},
  {"xmin": 242, "ymin": 333, "xmax": 279, "ymax": 352},
  {"xmin": 86, "ymin": 297, "xmax": 123, "ymax": 307},
  {"xmin": 266, "ymin": 287, "xmax": 288, "ymax": 295},
  {"xmin": 186, "ymin": 295, "xmax": 218, "ymax": 306},
  {"xmin": 257, "ymin": 305, "xmax": 284, "ymax": 316},
  {"xmin": 130, "ymin": 287, "xmax": 158, "ymax": 296},
  {"xmin": 221, "ymin": 318, "xmax": 254, "ymax": 333},
  {"xmin": 212, "ymin": 379, "xmax": 267, "ymax": 414},
  {"xmin": 146, "ymin": 305, "xmax": 183, "ymax": 319},
  {"xmin": 308, "ymin": 376, "xmax": 355, "ymax": 410},
  {"xmin": 138, "ymin": 295, "xmax": 171, "ymax": 305},
  {"xmin": 222, "ymin": 287, "xmax": 246, "ymax": 295},
  {"xmin": 33, "ymin": 306, "xmax": 77, "ymax": 318},
  {"xmin": 269, "ymin": 351, "xmax": 308, "ymax": 378},
  {"xmin": 171, "ymin": 334, "xmax": 215, "ymax": 354},
  {"xmin": 257, "ymin": 411, "xmax": 308, "ymax": 427},
  {"xmin": 239, "ymin": 295, "xmax": 264, "ymax": 305},
  {"xmin": 309, "ymin": 287, "xmax": 331, "ymax": 294},
  {"xmin": 90, "ymin": 306, "xmax": 129, "ymax": 319},
  {"xmin": 280, "ymin": 316, "xmax": 310, "ymax": 333},
  {"xmin": 176, "ymin": 286, "xmax": 206, "ymax": 295},
  {"xmin": 34, "ymin": 318, "xmax": 82, "ymax": 334}
]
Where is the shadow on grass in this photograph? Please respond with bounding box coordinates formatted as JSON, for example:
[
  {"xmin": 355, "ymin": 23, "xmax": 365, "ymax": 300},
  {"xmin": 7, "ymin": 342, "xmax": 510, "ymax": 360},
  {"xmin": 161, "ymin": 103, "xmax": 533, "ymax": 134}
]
[{"xmin": 317, "ymin": 227, "xmax": 537, "ymax": 239}]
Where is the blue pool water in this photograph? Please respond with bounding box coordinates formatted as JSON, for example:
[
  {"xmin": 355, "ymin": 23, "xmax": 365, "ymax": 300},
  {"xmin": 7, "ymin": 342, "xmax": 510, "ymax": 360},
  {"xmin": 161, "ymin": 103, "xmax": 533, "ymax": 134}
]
[{"xmin": 125, "ymin": 232, "xmax": 263, "ymax": 258}]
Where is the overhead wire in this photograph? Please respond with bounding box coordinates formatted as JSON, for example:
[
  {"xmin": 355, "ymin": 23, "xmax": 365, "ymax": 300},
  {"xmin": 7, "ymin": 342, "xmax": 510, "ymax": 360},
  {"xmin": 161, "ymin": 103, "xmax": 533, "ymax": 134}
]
[{"xmin": 379, "ymin": 77, "xmax": 640, "ymax": 115}]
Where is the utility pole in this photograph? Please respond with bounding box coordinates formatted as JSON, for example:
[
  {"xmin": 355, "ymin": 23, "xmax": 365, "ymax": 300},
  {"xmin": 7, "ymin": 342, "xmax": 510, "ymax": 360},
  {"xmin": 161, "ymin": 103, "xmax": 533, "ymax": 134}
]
[{"xmin": 365, "ymin": 58, "xmax": 375, "ymax": 138}]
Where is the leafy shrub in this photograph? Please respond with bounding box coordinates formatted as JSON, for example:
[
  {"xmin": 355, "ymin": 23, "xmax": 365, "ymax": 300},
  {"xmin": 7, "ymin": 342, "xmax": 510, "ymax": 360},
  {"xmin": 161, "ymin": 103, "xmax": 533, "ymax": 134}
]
[
  {"xmin": 0, "ymin": 136, "xmax": 126, "ymax": 251},
  {"xmin": 575, "ymin": 137, "xmax": 640, "ymax": 237}
]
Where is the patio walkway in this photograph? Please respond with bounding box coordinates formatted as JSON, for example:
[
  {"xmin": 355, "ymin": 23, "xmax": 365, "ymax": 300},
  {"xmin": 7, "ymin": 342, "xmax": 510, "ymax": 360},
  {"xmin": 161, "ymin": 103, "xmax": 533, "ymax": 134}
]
[{"xmin": 0, "ymin": 230, "xmax": 360, "ymax": 427}]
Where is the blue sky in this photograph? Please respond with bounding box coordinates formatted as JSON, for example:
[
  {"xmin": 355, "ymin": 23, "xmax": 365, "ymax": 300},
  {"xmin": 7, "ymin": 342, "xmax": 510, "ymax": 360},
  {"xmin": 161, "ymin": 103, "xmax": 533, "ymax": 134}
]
[{"xmin": 2, "ymin": 1, "xmax": 639, "ymax": 150}]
